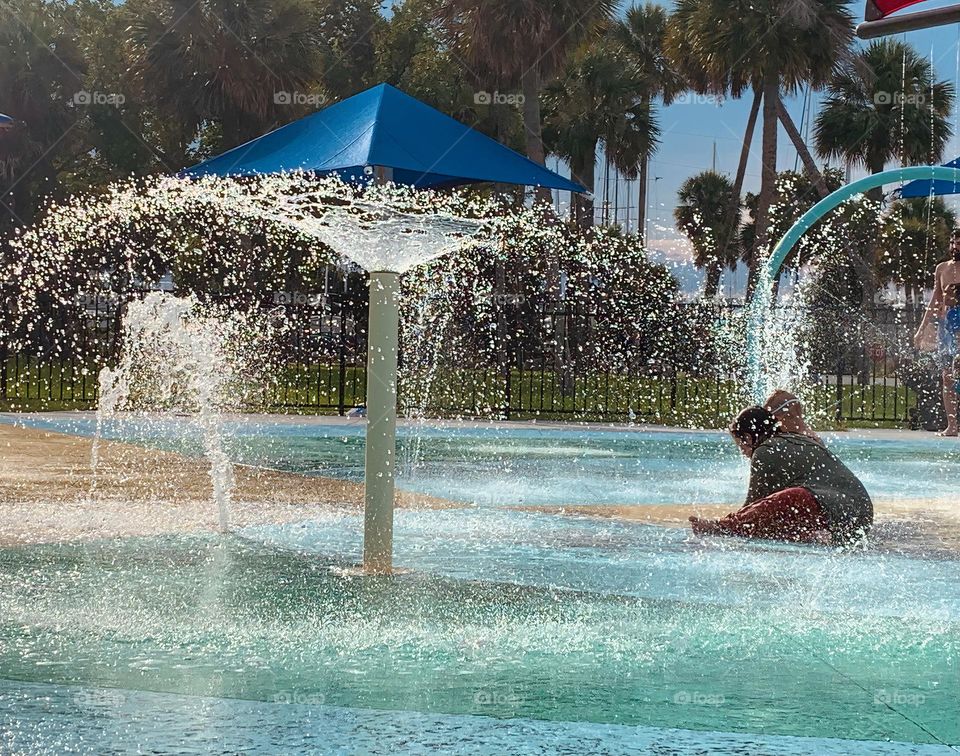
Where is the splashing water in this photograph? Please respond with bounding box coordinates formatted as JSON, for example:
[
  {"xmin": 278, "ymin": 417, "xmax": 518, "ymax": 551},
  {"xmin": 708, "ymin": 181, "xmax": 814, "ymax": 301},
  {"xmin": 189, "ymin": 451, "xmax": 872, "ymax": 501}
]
[
  {"xmin": 7, "ymin": 173, "xmax": 703, "ymax": 432},
  {"xmin": 139, "ymin": 174, "xmax": 492, "ymax": 274},
  {"xmin": 308, "ymin": 199, "xmax": 488, "ymax": 274},
  {"xmin": 742, "ymin": 266, "xmax": 815, "ymax": 404},
  {"xmin": 28, "ymin": 175, "xmax": 510, "ymax": 539},
  {"xmin": 4, "ymin": 165, "xmax": 960, "ymax": 753},
  {"xmin": 93, "ymin": 292, "xmax": 280, "ymax": 531},
  {"xmin": 91, "ymin": 363, "xmax": 127, "ymax": 494}
]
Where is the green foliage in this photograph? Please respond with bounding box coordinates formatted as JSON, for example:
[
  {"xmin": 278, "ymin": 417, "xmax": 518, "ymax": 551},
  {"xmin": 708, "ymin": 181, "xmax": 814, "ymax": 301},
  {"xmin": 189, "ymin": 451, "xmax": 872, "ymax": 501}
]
[
  {"xmin": 124, "ymin": 0, "xmax": 327, "ymax": 153},
  {"xmin": 542, "ymin": 37, "xmax": 657, "ymax": 226},
  {"xmin": 612, "ymin": 4, "xmax": 685, "ymax": 107},
  {"xmin": 0, "ymin": 0, "xmax": 86, "ymax": 229},
  {"xmin": 665, "ymin": 0, "xmax": 854, "ymax": 98},
  {"xmin": 815, "ymin": 40, "xmax": 955, "ymax": 176},
  {"xmin": 376, "ymin": 0, "xmax": 516, "ymax": 146},
  {"xmin": 878, "ymin": 197, "xmax": 956, "ymax": 293},
  {"xmin": 435, "ymin": 0, "xmax": 617, "ymax": 86},
  {"xmin": 314, "ymin": 0, "xmax": 383, "ymax": 100},
  {"xmin": 674, "ymin": 171, "xmax": 740, "ymax": 296}
]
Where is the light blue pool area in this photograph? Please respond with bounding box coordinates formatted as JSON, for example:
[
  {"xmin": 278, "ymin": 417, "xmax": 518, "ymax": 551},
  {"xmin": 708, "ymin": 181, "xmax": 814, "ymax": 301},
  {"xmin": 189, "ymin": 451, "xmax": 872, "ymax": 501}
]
[
  {"xmin": 9, "ymin": 412, "xmax": 960, "ymax": 505},
  {"xmin": 1, "ymin": 413, "xmax": 958, "ymax": 754}
]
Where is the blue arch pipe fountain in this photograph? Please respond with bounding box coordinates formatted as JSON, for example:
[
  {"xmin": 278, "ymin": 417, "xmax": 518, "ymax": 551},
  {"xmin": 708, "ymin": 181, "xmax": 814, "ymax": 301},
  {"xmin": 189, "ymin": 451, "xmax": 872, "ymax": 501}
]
[{"xmin": 745, "ymin": 165, "xmax": 960, "ymax": 400}]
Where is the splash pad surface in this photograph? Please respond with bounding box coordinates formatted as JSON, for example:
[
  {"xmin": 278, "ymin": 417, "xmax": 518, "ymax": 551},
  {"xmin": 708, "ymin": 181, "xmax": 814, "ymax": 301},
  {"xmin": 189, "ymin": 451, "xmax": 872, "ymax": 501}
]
[
  {"xmin": 15, "ymin": 412, "xmax": 960, "ymax": 505},
  {"xmin": 0, "ymin": 416, "xmax": 957, "ymax": 753}
]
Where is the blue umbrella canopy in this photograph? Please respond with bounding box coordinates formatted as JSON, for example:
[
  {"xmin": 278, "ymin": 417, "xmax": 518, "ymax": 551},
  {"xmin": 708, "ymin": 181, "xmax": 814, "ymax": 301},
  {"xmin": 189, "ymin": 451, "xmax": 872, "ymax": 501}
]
[
  {"xmin": 0, "ymin": 113, "xmax": 15, "ymax": 130},
  {"xmin": 897, "ymin": 157, "xmax": 960, "ymax": 198},
  {"xmin": 184, "ymin": 83, "xmax": 585, "ymax": 193}
]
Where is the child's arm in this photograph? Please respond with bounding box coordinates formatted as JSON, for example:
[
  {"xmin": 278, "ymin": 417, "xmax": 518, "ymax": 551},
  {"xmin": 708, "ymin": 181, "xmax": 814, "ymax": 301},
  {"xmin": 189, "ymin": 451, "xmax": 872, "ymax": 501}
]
[{"xmin": 915, "ymin": 265, "xmax": 944, "ymax": 350}]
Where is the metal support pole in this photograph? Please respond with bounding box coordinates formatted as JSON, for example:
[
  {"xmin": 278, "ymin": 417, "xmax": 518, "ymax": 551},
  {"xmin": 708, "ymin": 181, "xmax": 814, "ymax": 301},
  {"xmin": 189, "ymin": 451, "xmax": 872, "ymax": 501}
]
[{"xmin": 363, "ymin": 270, "xmax": 400, "ymax": 573}]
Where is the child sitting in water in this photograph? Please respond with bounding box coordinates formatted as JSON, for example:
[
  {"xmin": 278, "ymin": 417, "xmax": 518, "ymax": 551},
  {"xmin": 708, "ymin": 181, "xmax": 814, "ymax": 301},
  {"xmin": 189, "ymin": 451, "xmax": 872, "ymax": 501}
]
[{"xmin": 689, "ymin": 406, "xmax": 873, "ymax": 545}]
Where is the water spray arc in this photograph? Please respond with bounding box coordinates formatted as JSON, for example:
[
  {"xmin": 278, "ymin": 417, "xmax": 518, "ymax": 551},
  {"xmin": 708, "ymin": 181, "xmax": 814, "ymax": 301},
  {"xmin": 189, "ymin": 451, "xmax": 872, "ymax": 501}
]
[{"xmin": 746, "ymin": 165, "xmax": 960, "ymax": 400}]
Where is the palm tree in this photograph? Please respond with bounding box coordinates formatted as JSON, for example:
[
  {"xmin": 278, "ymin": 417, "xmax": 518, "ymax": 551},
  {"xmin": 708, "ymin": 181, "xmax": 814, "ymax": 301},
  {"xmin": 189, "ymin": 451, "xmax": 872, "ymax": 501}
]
[
  {"xmin": 542, "ymin": 40, "xmax": 658, "ymax": 229},
  {"xmin": 814, "ymin": 39, "xmax": 955, "ymax": 200},
  {"xmin": 126, "ymin": 0, "xmax": 325, "ymax": 156},
  {"xmin": 879, "ymin": 197, "xmax": 956, "ymax": 306},
  {"xmin": 0, "ymin": 0, "xmax": 84, "ymax": 228},
  {"xmin": 611, "ymin": 4, "xmax": 685, "ymax": 244},
  {"xmin": 436, "ymin": 0, "xmax": 616, "ymax": 202},
  {"xmin": 313, "ymin": 0, "xmax": 383, "ymax": 101},
  {"xmin": 666, "ymin": 0, "xmax": 854, "ymax": 291},
  {"xmin": 675, "ymin": 171, "xmax": 741, "ymax": 297},
  {"xmin": 814, "ymin": 40, "xmax": 954, "ymax": 304}
]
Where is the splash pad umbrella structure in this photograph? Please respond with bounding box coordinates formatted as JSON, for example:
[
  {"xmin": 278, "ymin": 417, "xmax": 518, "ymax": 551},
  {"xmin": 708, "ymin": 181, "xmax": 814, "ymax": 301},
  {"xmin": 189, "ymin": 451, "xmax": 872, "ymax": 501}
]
[{"xmin": 185, "ymin": 83, "xmax": 584, "ymax": 572}]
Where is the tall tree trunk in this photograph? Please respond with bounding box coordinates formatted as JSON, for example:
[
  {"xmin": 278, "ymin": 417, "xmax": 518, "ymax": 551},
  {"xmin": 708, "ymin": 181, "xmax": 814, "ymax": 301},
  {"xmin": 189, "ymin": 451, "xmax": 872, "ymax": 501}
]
[
  {"xmin": 221, "ymin": 109, "xmax": 246, "ymax": 152},
  {"xmin": 637, "ymin": 98, "xmax": 652, "ymax": 244},
  {"xmin": 705, "ymin": 260, "xmax": 722, "ymax": 298},
  {"xmin": 602, "ymin": 153, "xmax": 610, "ymax": 225},
  {"xmin": 776, "ymin": 97, "xmax": 829, "ymax": 199},
  {"xmin": 718, "ymin": 88, "xmax": 761, "ymax": 276},
  {"xmin": 749, "ymin": 69, "xmax": 780, "ymax": 299},
  {"xmin": 520, "ymin": 66, "xmax": 552, "ymax": 206},
  {"xmin": 637, "ymin": 153, "xmax": 648, "ymax": 243},
  {"xmin": 571, "ymin": 145, "xmax": 597, "ymax": 230},
  {"xmin": 866, "ymin": 156, "xmax": 885, "ymax": 203}
]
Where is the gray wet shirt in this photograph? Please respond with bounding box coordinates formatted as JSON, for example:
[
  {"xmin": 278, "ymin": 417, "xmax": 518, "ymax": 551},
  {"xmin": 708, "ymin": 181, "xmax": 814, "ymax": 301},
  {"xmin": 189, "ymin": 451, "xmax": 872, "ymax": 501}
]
[{"xmin": 746, "ymin": 432, "xmax": 873, "ymax": 540}]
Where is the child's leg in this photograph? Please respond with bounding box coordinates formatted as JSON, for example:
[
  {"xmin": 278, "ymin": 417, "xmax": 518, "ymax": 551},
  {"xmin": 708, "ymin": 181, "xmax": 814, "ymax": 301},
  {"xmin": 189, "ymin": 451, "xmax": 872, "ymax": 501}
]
[
  {"xmin": 712, "ymin": 487, "xmax": 828, "ymax": 542},
  {"xmin": 942, "ymin": 366, "xmax": 958, "ymax": 435}
]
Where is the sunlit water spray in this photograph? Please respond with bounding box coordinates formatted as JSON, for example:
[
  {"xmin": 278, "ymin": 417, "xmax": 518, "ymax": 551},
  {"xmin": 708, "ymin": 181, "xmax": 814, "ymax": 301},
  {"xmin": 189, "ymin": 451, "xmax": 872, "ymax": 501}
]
[
  {"xmin": 93, "ymin": 292, "xmax": 279, "ymax": 531},
  {"xmin": 3, "ymin": 173, "xmax": 960, "ymax": 750},
  {"xmin": 10, "ymin": 174, "xmax": 506, "ymax": 555}
]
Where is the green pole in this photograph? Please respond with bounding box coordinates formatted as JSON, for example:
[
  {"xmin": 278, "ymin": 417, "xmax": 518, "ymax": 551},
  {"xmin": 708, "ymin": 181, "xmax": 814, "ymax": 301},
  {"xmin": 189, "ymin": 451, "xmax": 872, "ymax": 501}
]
[{"xmin": 363, "ymin": 270, "xmax": 400, "ymax": 573}]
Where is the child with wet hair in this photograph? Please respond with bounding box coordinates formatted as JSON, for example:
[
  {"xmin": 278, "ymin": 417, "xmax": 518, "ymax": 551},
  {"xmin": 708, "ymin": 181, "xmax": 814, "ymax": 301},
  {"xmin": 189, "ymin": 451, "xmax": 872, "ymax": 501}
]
[
  {"xmin": 764, "ymin": 390, "xmax": 822, "ymax": 445},
  {"xmin": 689, "ymin": 405, "xmax": 872, "ymax": 544}
]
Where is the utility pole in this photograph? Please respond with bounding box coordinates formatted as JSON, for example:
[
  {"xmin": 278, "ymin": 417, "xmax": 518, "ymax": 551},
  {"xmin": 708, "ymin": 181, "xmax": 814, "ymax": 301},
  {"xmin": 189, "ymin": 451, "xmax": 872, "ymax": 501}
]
[{"xmin": 645, "ymin": 175, "xmax": 662, "ymax": 244}]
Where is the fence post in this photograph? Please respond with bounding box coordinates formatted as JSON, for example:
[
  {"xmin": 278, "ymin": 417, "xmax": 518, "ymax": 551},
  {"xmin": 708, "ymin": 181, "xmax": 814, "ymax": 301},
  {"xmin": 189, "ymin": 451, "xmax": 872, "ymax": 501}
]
[
  {"xmin": 670, "ymin": 365, "xmax": 678, "ymax": 412},
  {"xmin": 835, "ymin": 357, "xmax": 844, "ymax": 423},
  {"xmin": 0, "ymin": 340, "xmax": 6, "ymax": 402},
  {"xmin": 338, "ymin": 308, "xmax": 347, "ymax": 416},
  {"xmin": 496, "ymin": 286, "xmax": 511, "ymax": 420},
  {"xmin": 503, "ymin": 359, "xmax": 512, "ymax": 420}
]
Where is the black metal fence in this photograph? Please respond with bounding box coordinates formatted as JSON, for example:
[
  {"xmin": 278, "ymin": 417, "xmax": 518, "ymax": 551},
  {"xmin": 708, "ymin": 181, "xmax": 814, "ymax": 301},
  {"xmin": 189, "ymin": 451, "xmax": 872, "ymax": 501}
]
[{"xmin": 0, "ymin": 291, "xmax": 936, "ymax": 428}]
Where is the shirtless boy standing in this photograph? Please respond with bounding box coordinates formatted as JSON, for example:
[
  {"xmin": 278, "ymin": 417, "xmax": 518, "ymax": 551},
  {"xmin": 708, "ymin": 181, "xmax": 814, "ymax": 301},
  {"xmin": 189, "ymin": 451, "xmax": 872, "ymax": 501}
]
[{"xmin": 914, "ymin": 229, "xmax": 960, "ymax": 436}]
